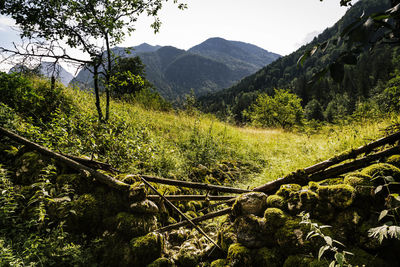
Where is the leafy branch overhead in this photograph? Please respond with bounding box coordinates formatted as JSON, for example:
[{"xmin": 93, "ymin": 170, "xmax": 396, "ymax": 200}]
[
  {"xmin": 0, "ymin": 0, "xmax": 186, "ymax": 121},
  {"xmin": 301, "ymin": 0, "xmax": 400, "ymax": 83}
]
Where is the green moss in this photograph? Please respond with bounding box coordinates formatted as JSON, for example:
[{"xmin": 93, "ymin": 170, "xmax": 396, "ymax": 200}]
[
  {"xmin": 266, "ymin": 195, "xmax": 285, "ymax": 209},
  {"xmin": 130, "ymin": 232, "xmax": 164, "ymax": 267},
  {"xmin": 283, "ymin": 255, "xmax": 329, "ymax": 267},
  {"xmin": 276, "ymin": 184, "xmax": 301, "ymax": 199},
  {"xmin": 299, "ymin": 189, "xmax": 319, "ymax": 211},
  {"xmin": 348, "ymin": 248, "xmax": 388, "ymax": 267},
  {"xmin": 112, "ymin": 212, "xmax": 158, "ymax": 239},
  {"xmin": 227, "ymin": 243, "xmax": 252, "ymax": 267},
  {"xmin": 231, "ymin": 192, "xmax": 268, "ymax": 217},
  {"xmin": 317, "ymin": 184, "xmax": 355, "ymax": 209},
  {"xmin": 128, "ymin": 182, "xmax": 147, "ymax": 202},
  {"xmin": 386, "ymin": 154, "xmax": 400, "ymax": 168},
  {"xmin": 147, "ymin": 257, "xmax": 174, "ymax": 267},
  {"xmin": 264, "ymin": 208, "xmax": 287, "ymax": 228},
  {"xmin": 130, "ymin": 199, "xmax": 159, "ymax": 214},
  {"xmin": 210, "ymin": 259, "xmax": 227, "ymax": 267},
  {"xmin": 308, "ymin": 181, "xmax": 319, "ymax": 192},
  {"xmin": 217, "ymin": 224, "xmax": 237, "ymax": 253},
  {"xmin": 184, "ymin": 210, "xmax": 197, "ymax": 219},
  {"xmin": 275, "ymin": 217, "xmax": 315, "ymax": 255},
  {"xmin": 317, "ymin": 178, "xmax": 344, "ymax": 186},
  {"xmin": 253, "ymin": 247, "xmax": 280, "ymax": 267},
  {"xmin": 361, "ymin": 163, "xmax": 400, "ymax": 181}
]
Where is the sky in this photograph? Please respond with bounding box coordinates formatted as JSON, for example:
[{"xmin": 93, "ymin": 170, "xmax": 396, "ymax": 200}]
[{"xmin": 0, "ymin": 0, "xmax": 352, "ymax": 74}]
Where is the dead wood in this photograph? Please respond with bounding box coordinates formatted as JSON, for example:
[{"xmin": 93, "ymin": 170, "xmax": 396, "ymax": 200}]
[
  {"xmin": 0, "ymin": 126, "xmax": 130, "ymax": 192},
  {"xmin": 133, "ymin": 174, "xmax": 251, "ymax": 194},
  {"xmin": 140, "ymin": 177, "xmax": 222, "ymax": 250},
  {"xmin": 253, "ymin": 131, "xmax": 400, "ymax": 193},
  {"xmin": 156, "ymin": 207, "xmax": 231, "ymax": 233},
  {"xmin": 147, "ymin": 195, "xmax": 236, "ymax": 202}
]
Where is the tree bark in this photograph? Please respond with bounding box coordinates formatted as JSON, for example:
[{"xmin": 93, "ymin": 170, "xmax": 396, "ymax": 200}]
[{"xmin": 93, "ymin": 63, "xmax": 103, "ymax": 122}]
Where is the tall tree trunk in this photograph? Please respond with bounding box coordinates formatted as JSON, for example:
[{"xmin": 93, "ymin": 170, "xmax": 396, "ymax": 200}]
[
  {"xmin": 93, "ymin": 63, "xmax": 103, "ymax": 122},
  {"xmin": 105, "ymin": 33, "xmax": 112, "ymax": 122},
  {"xmin": 392, "ymin": 0, "xmax": 400, "ymax": 40}
]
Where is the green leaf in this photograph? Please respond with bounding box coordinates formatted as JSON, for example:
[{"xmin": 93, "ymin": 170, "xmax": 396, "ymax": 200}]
[
  {"xmin": 329, "ymin": 261, "xmax": 336, "ymax": 267},
  {"xmin": 324, "ymin": 236, "xmax": 333, "ymax": 246},
  {"xmin": 375, "ymin": 185, "xmax": 383, "ymax": 194},
  {"xmin": 335, "ymin": 252, "xmax": 345, "ymax": 266},
  {"xmin": 379, "ymin": 210, "xmax": 389, "ymax": 221},
  {"xmin": 384, "ymin": 176, "xmax": 395, "ymax": 183},
  {"xmin": 318, "ymin": 245, "xmax": 330, "ymax": 260}
]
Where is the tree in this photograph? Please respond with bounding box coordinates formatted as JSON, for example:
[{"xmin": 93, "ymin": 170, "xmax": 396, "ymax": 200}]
[
  {"xmin": 304, "ymin": 0, "xmax": 400, "ymax": 82},
  {"xmin": 109, "ymin": 57, "xmax": 153, "ymax": 98},
  {"xmin": 243, "ymin": 89, "xmax": 303, "ymax": 128},
  {"xmin": 0, "ymin": 0, "xmax": 186, "ymax": 121}
]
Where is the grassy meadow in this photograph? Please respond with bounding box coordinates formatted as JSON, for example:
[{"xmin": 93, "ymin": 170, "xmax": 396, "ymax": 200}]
[{"xmin": 63, "ymin": 85, "xmax": 398, "ymax": 190}]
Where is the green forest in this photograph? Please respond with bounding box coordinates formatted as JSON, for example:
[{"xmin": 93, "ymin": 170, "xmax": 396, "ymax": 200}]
[{"xmin": 1, "ymin": 0, "xmax": 400, "ymax": 266}]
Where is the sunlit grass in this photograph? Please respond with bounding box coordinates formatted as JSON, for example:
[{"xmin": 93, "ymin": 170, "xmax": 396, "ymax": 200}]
[{"xmin": 64, "ymin": 86, "xmax": 398, "ymax": 189}]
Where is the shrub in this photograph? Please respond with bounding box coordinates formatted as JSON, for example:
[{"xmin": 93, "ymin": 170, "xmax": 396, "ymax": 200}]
[
  {"xmin": 304, "ymin": 99, "xmax": 324, "ymax": 121},
  {"xmin": 243, "ymin": 89, "xmax": 303, "ymax": 128}
]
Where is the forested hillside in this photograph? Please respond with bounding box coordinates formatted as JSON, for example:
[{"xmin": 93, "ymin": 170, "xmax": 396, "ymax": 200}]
[
  {"xmin": 71, "ymin": 38, "xmax": 280, "ymax": 100},
  {"xmin": 198, "ymin": 0, "xmax": 394, "ymax": 123}
]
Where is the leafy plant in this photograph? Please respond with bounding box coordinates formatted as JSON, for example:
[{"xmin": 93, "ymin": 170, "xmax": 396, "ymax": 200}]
[
  {"xmin": 300, "ymin": 212, "xmax": 354, "ymax": 267},
  {"xmin": 368, "ymin": 174, "xmax": 400, "ymax": 243}
]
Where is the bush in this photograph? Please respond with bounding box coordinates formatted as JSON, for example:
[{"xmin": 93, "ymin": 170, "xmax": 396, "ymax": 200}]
[
  {"xmin": 243, "ymin": 89, "xmax": 303, "ymax": 128},
  {"xmin": 0, "ymin": 72, "xmax": 74, "ymax": 123},
  {"xmin": 304, "ymin": 99, "xmax": 324, "ymax": 121}
]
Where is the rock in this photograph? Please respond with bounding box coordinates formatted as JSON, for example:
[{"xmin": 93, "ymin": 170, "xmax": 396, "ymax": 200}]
[
  {"xmin": 129, "ymin": 182, "xmax": 147, "ymax": 202},
  {"xmin": 68, "ymin": 193, "xmax": 102, "ymax": 233},
  {"xmin": 148, "ymin": 257, "xmax": 175, "ymax": 267},
  {"xmin": 264, "ymin": 208, "xmax": 287, "ymax": 229},
  {"xmin": 283, "ymin": 254, "xmax": 329, "ymax": 267},
  {"xmin": 210, "ymin": 259, "xmax": 227, "ymax": 267},
  {"xmin": 168, "ymin": 228, "xmax": 190, "ymax": 246},
  {"xmin": 226, "ymin": 243, "xmax": 252, "ymax": 267},
  {"xmin": 266, "ymin": 194, "xmax": 285, "ymax": 209},
  {"xmin": 386, "ymin": 154, "xmax": 400, "ymax": 168},
  {"xmin": 175, "ymin": 240, "xmax": 202, "ymax": 267},
  {"xmin": 130, "ymin": 199, "xmax": 159, "ymax": 214},
  {"xmin": 253, "ymin": 247, "xmax": 281, "ymax": 267},
  {"xmin": 131, "ymin": 232, "xmax": 164, "ymax": 266},
  {"xmin": 111, "ymin": 212, "xmax": 158, "ymax": 239},
  {"xmin": 234, "ymin": 215, "xmax": 269, "ymax": 248},
  {"xmin": 232, "ymin": 192, "xmax": 268, "ymax": 217},
  {"xmin": 361, "ymin": 163, "xmax": 400, "ymax": 182},
  {"xmin": 276, "ymin": 184, "xmax": 301, "ymax": 199},
  {"xmin": 217, "ymin": 223, "xmax": 237, "ymax": 253},
  {"xmin": 317, "ymin": 183, "xmax": 355, "ymax": 209}
]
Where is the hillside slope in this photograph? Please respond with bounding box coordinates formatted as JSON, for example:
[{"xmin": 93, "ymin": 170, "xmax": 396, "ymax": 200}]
[
  {"xmin": 198, "ymin": 0, "xmax": 393, "ymax": 122},
  {"xmin": 71, "ymin": 38, "xmax": 280, "ymax": 100}
]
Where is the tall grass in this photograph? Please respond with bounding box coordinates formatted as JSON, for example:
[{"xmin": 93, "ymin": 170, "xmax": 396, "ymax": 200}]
[{"xmin": 64, "ymin": 86, "xmax": 397, "ymax": 189}]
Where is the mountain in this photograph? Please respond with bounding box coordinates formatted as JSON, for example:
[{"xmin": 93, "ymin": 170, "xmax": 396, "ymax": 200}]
[
  {"xmin": 198, "ymin": 0, "xmax": 393, "ymax": 122},
  {"xmin": 70, "ymin": 38, "xmax": 281, "ymax": 100},
  {"xmin": 9, "ymin": 62, "xmax": 74, "ymax": 86}
]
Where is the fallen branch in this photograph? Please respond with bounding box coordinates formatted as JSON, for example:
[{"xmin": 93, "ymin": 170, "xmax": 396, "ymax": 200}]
[
  {"xmin": 131, "ymin": 174, "xmax": 250, "ymax": 194},
  {"xmin": 157, "ymin": 207, "xmax": 231, "ymax": 233},
  {"xmin": 0, "ymin": 126, "xmax": 130, "ymax": 192},
  {"xmin": 140, "ymin": 177, "xmax": 222, "ymax": 250},
  {"xmin": 253, "ymin": 131, "xmax": 400, "ymax": 193},
  {"xmin": 309, "ymin": 145, "xmax": 400, "ymax": 181},
  {"xmin": 147, "ymin": 195, "xmax": 236, "ymax": 202},
  {"xmin": 63, "ymin": 154, "xmax": 118, "ymax": 173}
]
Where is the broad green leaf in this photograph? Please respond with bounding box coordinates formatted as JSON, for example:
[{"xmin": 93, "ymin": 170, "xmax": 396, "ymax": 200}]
[
  {"xmin": 375, "ymin": 185, "xmax": 383, "ymax": 194},
  {"xmin": 324, "ymin": 236, "xmax": 333, "ymax": 246},
  {"xmin": 335, "ymin": 252, "xmax": 345, "ymax": 266},
  {"xmin": 318, "ymin": 245, "xmax": 330, "ymax": 260},
  {"xmin": 379, "ymin": 210, "xmax": 388, "ymax": 221}
]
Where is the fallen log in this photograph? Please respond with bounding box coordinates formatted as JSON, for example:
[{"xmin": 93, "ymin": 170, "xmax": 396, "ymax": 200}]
[
  {"xmin": 141, "ymin": 177, "xmax": 222, "ymax": 250},
  {"xmin": 63, "ymin": 154, "xmax": 118, "ymax": 173},
  {"xmin": 309, "ymin": 145, "xmax": 400, "ymax": 181},
  {"xmin": 131, "ymin": 174, "xmax": 251, "ymax": 194},
  {"xmin": 0, "ymin": 126, "xmax": 130, "ymax": 192},
  {"xmin": 253, "ymin": 131, "xmax": 400, "ymax": 193},
  {"xmin": 157, "ymin": 207, "xmax": 231, "ymax": 233},
  {"xmin": 147, "ymin": 195, "xmax": 236, "ymax": 202}
]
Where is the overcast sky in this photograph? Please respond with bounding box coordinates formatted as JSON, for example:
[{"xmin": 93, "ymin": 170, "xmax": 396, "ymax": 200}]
[{"xmin": 0, "ymin": 0, "xmax": 352, "ymax": 74}]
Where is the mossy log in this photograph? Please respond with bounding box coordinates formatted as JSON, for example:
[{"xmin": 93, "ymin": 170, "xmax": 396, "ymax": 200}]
[
  {"xmin": 253, "ymin": 131, "xmax": 400, "ymax": 193},
  {"xmin": 134, "ymin": 174, "xmax": 251, "ymax": 194},
  {"xmin": 0, "ymin": 126, "xmax": 130, "ymax": 192},
  {"xmin": 147, "ymin": 195, "xmax": 236, "ymax": 202}
]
